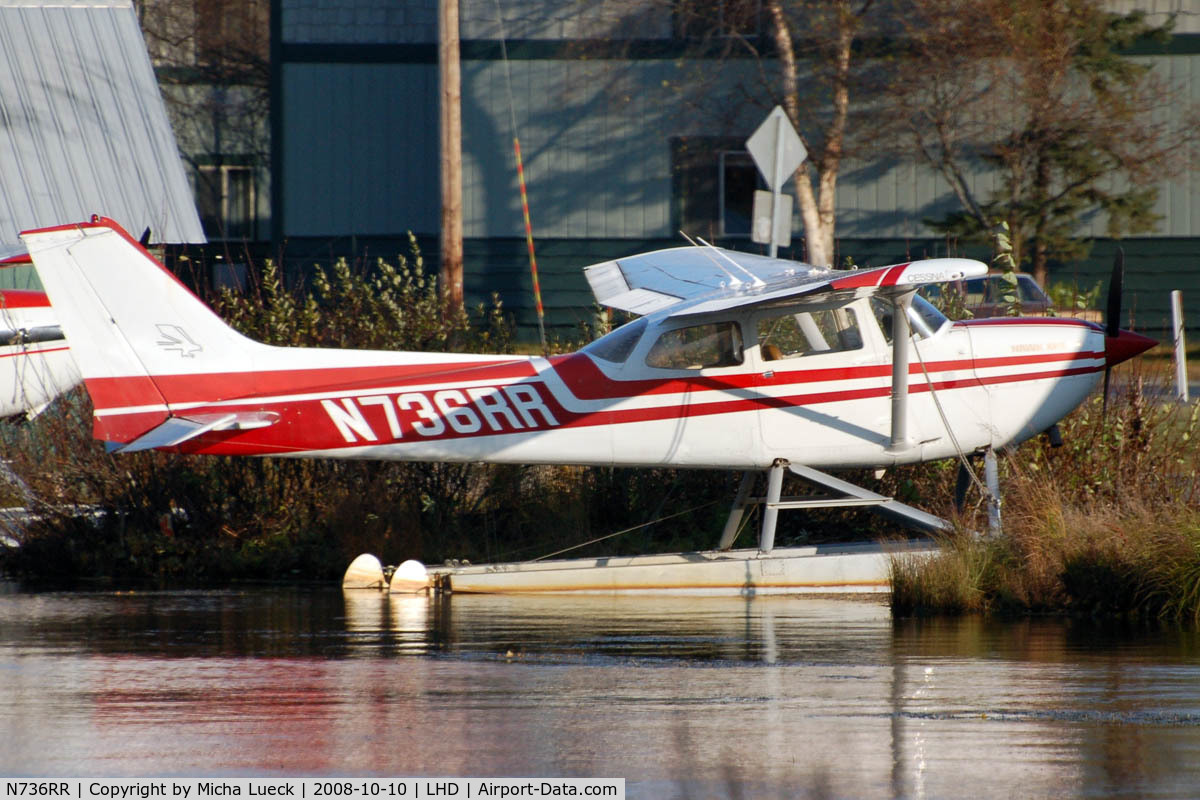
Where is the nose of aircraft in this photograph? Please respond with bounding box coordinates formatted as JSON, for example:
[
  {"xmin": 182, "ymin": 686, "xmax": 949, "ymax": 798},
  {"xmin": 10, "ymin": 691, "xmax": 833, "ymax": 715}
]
[{"xmin": 1105, "ymin": 329, "xmax": 1157, "ymax": 367}]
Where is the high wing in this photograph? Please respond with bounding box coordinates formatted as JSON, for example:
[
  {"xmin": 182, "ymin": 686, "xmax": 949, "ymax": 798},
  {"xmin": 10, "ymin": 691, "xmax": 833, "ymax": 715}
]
[{"xmin": 584, "ymin": 246, "xmax": 987, "ymax": 318}]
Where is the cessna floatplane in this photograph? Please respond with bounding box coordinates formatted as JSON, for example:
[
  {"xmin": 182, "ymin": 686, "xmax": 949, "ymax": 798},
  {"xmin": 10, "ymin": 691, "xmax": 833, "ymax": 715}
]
[
  {"xmin": 0, "ymin": 250, "xmax": 80, "ymax": 419},
  {"xmin": 18, "ymin": 217, "xmax": 1154, "ymax": 594}
]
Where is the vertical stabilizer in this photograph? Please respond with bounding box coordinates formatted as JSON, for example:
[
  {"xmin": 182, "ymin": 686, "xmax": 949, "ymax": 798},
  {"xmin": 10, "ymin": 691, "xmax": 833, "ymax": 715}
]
[{"xmin": 20, "ymin": 217, "xmax": 260, "ymax": 442}]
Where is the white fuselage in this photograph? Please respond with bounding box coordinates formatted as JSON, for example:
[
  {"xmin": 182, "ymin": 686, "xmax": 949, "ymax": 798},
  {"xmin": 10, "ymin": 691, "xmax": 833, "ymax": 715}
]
[{"xmin": 151, "ymin": 297, "xmax": 1102, "ymax": 470}]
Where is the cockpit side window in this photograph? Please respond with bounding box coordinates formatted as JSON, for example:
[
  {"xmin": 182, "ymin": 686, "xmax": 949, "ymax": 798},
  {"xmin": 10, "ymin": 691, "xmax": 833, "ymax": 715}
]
[
  {"xmin": 758, "ymin": 307, "xmax": 862, "ymax": 361},
  {"xmin": 645, "ymin": 321, "xmax": 744, "ymax": 370},
  {"xmin": 585, "ymin": 317, "xmax": 648, "ymax": 364}
]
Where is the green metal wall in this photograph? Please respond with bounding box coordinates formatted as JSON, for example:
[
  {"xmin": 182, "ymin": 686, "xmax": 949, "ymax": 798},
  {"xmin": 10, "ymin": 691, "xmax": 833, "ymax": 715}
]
[{"xmin": 448, "ymin": 236, "xmax": 1200, "ymax": 341}]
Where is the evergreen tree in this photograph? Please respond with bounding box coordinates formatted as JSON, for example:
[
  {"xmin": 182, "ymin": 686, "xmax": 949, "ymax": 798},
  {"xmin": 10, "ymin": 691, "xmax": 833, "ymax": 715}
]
[{"xmin": 891, "ymin": 0, "xmax": 1189, "ymax": 284}]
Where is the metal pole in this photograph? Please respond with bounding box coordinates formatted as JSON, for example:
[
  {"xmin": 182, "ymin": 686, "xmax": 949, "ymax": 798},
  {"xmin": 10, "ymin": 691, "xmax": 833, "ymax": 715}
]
[
  {"xmin": 769, "ymin": 113, "xmax": 785, "ymax": 258},
  {"xmin": 438, "ymin": 0, "xmax": 464, "ymax": 311},
  {"xmin": 984, "ymin": 448, "xmax": 1002, "ymax": 536},
  {"xmin": 1172, "ymin": 290, "xmax": 1189, "ymax": 403}
]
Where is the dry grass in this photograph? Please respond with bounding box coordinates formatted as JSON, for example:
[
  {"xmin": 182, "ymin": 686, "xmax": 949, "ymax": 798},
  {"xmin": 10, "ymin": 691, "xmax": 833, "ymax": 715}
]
[{"xmin": 892, "ymin": 364, "xmax": 1200, "ymax": 621}]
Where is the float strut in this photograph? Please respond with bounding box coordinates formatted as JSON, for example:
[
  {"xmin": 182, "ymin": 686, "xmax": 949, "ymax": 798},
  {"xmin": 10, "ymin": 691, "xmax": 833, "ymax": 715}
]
[
  {"xmin": 984, "ymin": 447, "xmax": 1002, "ymax": 535},
  {"xmin": 718, "ymin": 471, "xmax": 756, "ymax": 551},
  {"xmin": 954, "ymin": 455, "xmax": 977, "ymax": 513},
  {"xmin": 759, "ymin": 460, "xmax": 787, "ymax": 554}
]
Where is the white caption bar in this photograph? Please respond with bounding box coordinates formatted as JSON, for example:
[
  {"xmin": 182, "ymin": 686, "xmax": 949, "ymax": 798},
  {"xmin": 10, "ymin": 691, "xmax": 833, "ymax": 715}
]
[{"xmin": 0, "ymin": 781, "xmax": 624, "ymax": 800}]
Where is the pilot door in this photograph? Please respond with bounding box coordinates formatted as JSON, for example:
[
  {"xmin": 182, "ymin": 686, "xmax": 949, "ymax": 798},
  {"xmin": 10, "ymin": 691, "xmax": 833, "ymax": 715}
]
[
  {"xmin": 612, "ymin": 316, "xmax": 759, "ymax": 467},
  {"xmin": 753, "ymin": 299, "xmax": 890, "ymax": 464}
]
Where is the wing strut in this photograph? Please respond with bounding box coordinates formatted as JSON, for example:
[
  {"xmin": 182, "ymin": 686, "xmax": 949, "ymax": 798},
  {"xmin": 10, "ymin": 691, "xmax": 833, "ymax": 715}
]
[{"xmin": 888, "ymin": 290, "xmax": 916, "ymax": 453}]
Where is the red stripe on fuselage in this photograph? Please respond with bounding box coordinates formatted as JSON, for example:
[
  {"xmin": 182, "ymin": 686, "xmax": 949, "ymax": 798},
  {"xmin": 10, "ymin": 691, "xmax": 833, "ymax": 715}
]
[
  {"xmin": 0, "ymin": 290, "xmax": 51, "ymax": 309},
  {"xmin": 164, "ymin": 353, "xmax": 1104, "ymax": 456},
  {"xmin": 551, "ymin": 349, "xmax": 1102, "ymax": 401},
  {"xmin": 0, "ymin": 344, "xmax": 69, "ymax": 359},
  {"xmin": 85, "ymin": 358, "xmax": 537, "ymax": 410}
]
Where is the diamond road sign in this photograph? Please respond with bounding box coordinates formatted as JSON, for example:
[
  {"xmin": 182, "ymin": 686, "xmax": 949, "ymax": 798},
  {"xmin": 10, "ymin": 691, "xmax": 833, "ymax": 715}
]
[{"xmin": 746, "ymin": 106, "xmax": 806, "ymax": 192}]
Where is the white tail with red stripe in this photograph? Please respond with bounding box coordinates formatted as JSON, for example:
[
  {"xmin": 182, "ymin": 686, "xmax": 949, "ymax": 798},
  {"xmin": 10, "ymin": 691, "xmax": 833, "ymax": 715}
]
[{"xmin": 21, "ymin": 217, "xmax": 524, "ymax": 448}]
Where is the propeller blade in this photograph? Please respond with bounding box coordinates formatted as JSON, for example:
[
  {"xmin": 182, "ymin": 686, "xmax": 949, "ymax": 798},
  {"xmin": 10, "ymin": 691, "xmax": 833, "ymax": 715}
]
[
  {"xmin": 1102, "ymin": 365, "xmax": 1112, "ymax": 416},
  {"xmin": 1106, "ymin": 247, "xmax": 1124, "ymax": 338}
]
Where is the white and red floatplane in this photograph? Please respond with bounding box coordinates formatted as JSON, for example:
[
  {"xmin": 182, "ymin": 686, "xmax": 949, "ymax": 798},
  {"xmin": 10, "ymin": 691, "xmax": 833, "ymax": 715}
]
[
  {"xmin": 17, "ymin": 216, "xmax": 1153, "ymax": 594},
  {"xmin": 0, "ymin": 251, "xmax": 79, "ymax": 419}
]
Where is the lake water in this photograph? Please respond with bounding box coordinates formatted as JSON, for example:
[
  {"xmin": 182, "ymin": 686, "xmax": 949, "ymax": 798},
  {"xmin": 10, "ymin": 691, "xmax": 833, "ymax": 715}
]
[{"xmin": 2, "ymin": 584, "xmax": 1200, "ymax": 798}]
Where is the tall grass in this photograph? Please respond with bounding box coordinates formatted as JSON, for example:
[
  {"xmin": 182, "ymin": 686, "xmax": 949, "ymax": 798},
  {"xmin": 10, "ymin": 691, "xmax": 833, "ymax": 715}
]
[{"xmin": 892, "ymin": 369, "xmax": 1200, "ymax": 621}]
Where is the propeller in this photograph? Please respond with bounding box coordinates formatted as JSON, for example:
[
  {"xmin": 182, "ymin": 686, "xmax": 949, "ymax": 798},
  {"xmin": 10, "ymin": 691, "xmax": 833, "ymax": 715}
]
[
  {"xmin": 1101, "ymin": 247, "xmax": 1124, "ymax": 413},
  {"xmin": 1098, "ymin": 248, "xmax": 1157, "ymax": 416},
  {"xmin": 1106, "ymin": 248, "xmax": 1124, "ymax": 339}
]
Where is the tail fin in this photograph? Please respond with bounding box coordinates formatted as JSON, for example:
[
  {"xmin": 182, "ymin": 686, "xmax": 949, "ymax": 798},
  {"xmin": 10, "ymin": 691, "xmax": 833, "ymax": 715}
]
[{"xmin": 20, "ymin": 217, "xmax": 264, "ymax": 442}]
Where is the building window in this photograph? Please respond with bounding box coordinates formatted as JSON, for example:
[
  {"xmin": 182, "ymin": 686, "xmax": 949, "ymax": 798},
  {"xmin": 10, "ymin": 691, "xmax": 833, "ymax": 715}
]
[
  {"xmin": 675, "ymin": 0, "xmax": 762, "ymax": 38},
  {"xmin": 719, "ymin": 151, "xmax": 762, "ymax": 237},
  {"xmin": 672, "ymin": 137, "xmax": 770, "ymax": 240},
  {"xmin": 197, "ymin": 164, "xmax": 256, "ymax": 240}
]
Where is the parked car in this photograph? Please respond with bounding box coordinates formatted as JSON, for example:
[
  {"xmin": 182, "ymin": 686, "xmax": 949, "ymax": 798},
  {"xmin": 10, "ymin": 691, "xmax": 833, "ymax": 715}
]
[
  {"xmin": 922, "ymin": 273, "xmax": 1100, "ymax": 320},
  {"xmin": 964, "ymin": 274, "xmax": 1051, "ymax": 317}
]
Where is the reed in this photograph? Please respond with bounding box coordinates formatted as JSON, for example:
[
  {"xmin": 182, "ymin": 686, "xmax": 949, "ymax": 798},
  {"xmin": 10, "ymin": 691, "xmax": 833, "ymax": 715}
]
[{"xmin": 892, "ymin": 366, "xmax": 1200, "ymax": 621}]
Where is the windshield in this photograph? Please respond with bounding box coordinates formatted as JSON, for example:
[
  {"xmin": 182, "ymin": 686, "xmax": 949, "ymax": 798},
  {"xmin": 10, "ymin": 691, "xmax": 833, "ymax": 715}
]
[
  {"xmin": 910, "ymin": 294, "xmax": 949, "ymax": 336},
  {"xmin": 872, "ymin": 295, "xmax": 950, "ymax": 343}
]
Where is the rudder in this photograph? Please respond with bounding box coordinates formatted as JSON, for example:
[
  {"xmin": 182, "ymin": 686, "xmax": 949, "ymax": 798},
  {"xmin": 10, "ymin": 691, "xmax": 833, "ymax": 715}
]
[{"xmin": 21, "ymin": 217, "xmax": 263, "ymax": 443}]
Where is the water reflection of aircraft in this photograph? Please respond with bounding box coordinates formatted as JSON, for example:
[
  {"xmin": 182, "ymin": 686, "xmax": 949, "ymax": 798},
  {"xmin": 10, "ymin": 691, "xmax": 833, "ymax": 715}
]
[
  {"xmin": 0, "ymin": 251, "xmax": 80, "ymax": 418},
  {"xmin": 20, "ymin": 217, "xmax": 1152, "ymax": 563}
]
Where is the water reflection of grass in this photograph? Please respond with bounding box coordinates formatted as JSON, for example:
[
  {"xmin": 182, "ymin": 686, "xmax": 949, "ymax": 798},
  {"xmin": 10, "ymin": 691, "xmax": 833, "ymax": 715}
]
[{"xmin": 892, "ymin": 369, "xmax": 1200, "ymax": 621}]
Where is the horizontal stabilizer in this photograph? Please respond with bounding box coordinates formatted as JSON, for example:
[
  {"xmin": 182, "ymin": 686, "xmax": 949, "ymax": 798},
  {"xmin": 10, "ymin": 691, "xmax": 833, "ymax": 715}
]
[
  {"xmin": 0, "ymin": 325, "xmax": 64, "ymax": 345},
  {"xmin": 113, "ymin": 411, "xmax": 278, "ymax": 453}
]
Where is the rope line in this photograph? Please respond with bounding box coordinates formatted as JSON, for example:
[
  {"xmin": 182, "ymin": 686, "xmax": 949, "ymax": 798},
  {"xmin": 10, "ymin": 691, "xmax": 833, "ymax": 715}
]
[
  {"xmin": 909, "ymin": 325, "xmax": 991, "ymax": 500},
  {"xmin": 527, "ymin": 500, "xmax": 719, "ymax": 563}
]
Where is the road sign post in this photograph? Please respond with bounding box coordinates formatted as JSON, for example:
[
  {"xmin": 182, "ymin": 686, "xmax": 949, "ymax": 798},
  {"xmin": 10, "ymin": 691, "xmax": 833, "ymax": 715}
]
[{"xmin": 746, "ymin": 106, "xmax": 806, "ymax": 257}]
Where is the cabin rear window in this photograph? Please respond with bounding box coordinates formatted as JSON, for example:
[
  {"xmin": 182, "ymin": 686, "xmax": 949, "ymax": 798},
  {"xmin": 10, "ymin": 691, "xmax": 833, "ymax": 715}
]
[
  {"xmin": 758, "ymin": 308, "xmax": 862, "ymax": 360},
  {"xmin": 645, "ymin": 321, "xmax": 744, "ymax": 370},
  {"xmin": 585, "ymin": 317, "xmax": 647, "ymax": 364}
]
